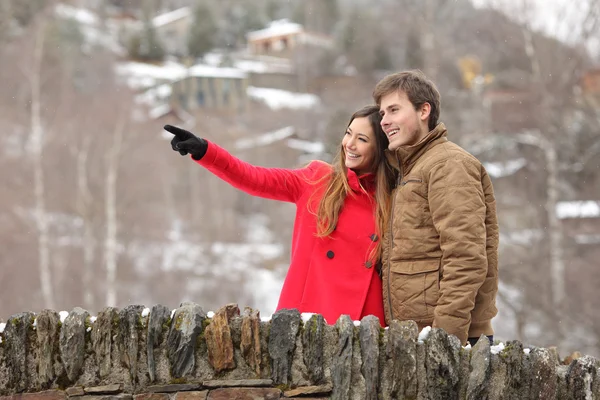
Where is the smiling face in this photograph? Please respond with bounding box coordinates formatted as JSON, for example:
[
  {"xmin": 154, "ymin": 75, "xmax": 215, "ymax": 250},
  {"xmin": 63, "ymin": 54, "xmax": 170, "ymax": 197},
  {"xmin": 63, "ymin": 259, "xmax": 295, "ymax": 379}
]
[
  {"xmin": 341, "ymin": 116, "xmax": 376, "ymax": 175},
  {"xmin": 379, "ymin": 90, "xmax": 431, "ymax": 151}
]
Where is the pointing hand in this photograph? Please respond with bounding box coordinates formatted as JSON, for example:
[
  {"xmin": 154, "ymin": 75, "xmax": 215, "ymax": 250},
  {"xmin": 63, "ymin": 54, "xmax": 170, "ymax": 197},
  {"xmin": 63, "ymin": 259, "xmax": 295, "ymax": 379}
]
[{"xmin": 164, "ymin": 125, "xmax": 208, "ymax": 161}]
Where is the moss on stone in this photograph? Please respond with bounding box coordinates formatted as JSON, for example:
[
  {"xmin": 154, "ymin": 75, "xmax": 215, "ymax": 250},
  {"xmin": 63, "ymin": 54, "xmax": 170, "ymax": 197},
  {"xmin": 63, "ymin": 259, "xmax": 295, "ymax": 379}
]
[
  {"xmin": 162, "ymin": 317, "xmax": 172, "ymax": 332},
  {"xmin": 275, "ymin": 383, "xmax": 291, "ymax": 392},
  {"xmin": 173, "ymin": 313, "xmax": 185, "ymax": 330},
  {"xmin": 379, "ymin": 327, "xmax": 385, "ymax": 346}
]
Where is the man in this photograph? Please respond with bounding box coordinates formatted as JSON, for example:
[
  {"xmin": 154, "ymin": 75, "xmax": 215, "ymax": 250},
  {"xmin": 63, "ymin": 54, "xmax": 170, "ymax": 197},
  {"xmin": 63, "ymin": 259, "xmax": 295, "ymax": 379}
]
[{"xmin": 374, "ymin": 70, "xmax": 498, "ymax": 346}]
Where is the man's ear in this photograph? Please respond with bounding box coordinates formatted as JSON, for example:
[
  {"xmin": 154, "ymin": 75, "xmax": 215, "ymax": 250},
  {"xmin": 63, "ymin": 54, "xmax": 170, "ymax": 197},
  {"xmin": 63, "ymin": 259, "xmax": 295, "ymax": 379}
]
[{"xmin": 419, "ymin": 102, "xmax": 431, "ymax": 121}]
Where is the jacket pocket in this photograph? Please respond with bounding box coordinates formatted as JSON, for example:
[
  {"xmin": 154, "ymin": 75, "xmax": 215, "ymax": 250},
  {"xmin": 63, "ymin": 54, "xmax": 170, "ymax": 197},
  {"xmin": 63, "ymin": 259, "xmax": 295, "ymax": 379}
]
[{"xmin": 390, "ymin": 258, "xmax": 440, "ymax": 320}]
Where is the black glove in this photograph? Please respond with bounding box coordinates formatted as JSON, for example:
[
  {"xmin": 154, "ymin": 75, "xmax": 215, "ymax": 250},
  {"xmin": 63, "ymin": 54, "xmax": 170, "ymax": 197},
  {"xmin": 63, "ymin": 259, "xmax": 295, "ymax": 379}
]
[{"xmin": 164, "ymin": 125, "xmax": 208, "ymax": 160}]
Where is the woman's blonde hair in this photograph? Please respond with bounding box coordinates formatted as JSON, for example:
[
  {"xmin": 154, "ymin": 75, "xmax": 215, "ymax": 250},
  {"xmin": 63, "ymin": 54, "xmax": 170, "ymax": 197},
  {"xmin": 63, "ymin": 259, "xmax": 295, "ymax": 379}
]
[{"xmin": 314, "ymin": 105, "xmax": 396, "ymax": 261}]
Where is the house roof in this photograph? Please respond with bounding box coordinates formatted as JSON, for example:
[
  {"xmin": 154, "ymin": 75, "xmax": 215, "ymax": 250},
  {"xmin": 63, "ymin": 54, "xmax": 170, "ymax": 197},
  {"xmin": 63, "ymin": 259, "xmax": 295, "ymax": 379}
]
[
  {"xmin": 247, "ymin": 19, "xmax": 303, "ymax": 41},
  {"xmin": 153, "ymin": 7, "xmax": 191, "ymax": 27}
]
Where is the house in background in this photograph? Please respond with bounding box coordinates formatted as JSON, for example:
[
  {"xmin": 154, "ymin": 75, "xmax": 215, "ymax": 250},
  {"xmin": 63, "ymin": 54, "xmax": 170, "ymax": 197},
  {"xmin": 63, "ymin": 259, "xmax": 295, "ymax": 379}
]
[
  {"xmin": 170, "ymin": 65, "xmax": 249, "ymax": 113},
  {"xmin": 580, "ymin": 68, "xmax": 600, "ymax": 110},
  {"xmin": 103, "ymin": 6, "xmax": 192, "ymax": 57},
  {"xmin": 246, "ymin": 19, "xmax": 333, "ymax": 58},
  {"xmin": 581, "ymin": 68, "xmax": 600, "ymax": 96}
]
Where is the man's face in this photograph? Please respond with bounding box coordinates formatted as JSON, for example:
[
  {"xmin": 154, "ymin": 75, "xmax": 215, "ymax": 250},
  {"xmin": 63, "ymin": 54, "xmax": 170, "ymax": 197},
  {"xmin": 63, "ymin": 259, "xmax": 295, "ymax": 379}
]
[{"xmin": 379, "ymin": 90, "xmax": 429, "ymax": 151}]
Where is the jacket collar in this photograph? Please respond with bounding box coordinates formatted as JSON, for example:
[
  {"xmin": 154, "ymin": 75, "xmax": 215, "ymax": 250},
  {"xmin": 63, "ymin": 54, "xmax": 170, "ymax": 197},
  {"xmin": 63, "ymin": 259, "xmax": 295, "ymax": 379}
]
[
  {"xmin": 388, "ymin": 123, "xmax": 448, "ymax": 173},
  {"xmin": 347, "ymin": 168, "xmax": 376, "ymax": 193}
]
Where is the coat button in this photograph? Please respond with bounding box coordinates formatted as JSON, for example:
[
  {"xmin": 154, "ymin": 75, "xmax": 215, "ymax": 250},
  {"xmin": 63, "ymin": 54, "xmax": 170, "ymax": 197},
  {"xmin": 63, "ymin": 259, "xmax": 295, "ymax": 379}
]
[
  {"xmin": 365, "ymin": 261, "xmax": 372, "ymax": 268},
  {"xmin": 326, "ymin": 250, "xmax": 334, "ymax": 259},
  {"xmin": 370, "ymin": 234, "xmax": 378, "ymax": 242}
]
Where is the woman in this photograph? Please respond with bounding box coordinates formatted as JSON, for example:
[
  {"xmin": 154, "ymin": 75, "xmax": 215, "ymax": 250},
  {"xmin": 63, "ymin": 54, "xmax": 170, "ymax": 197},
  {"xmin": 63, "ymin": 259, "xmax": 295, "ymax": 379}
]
[{"xmin": 164, "ymin": 105, "xmax": 396, "ymax": 325}]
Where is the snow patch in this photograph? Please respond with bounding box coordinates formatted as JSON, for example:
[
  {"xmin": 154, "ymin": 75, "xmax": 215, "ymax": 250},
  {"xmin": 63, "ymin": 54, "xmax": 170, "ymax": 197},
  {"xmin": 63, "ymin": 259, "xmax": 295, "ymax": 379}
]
[
  {"xmin": 353, "ymin": 320, "xmax": 361, "ymax": 327},
  {"xmin": 149, "ymin": 104, "xmax": 172, "ymax": 120},
  {"xmin": 287, "ymin": 138, "xmax": 325, "ymax": 154},
  {"xmin": 247, "ymin": 19, "xmax": 303, "ymax": 41},
  {"xmin": 188, "ymin": 64, "xmax": 246, "ymax": 79},
  {"xmin": 574, "ymin": 234, "xmax": 600, "ymax": 245},
  {"xmin": 153, "ymin": 7, "xmax": 191, "ymax": 28},
  {"xmin": 141, "ymin": 308, "xmax": 150, "ymax": 318},
  {"xmin": 491, "ymin": 342, "xmax": 505, "ymax": 355},
  {"xmin": 0, "ymin": 322, "xmax": 6, "ymax": 333},
  {"xmin": 235, "ymin": 126, "xmax": 295, "ymax": 150},
  {"xmin": 55, "ymin": 3, "xmax": 98, "ymax": 25},
  {"xmin": 418, "ymin": 326, "xmax": 431, "ymax": 343},
  {"xmin": 301, "ymin": 313, "xmax": 316, "ymax": 323},
  {"xmin": 484, "ymin": 158, "xmax": 527, "ymax": 178},
  {"xmin": 207, "ymin": 311, "xmax": 215, "ymax": 318},
  {"xmin": 59, "ymin": 311, "xmax": 69, "ymax": 323},
  {"xmin": 556, "ymin": 201, "xmax": 600, "ymax": 219},
  {"xmin": 247, "ymin": 87, "xmax": 320, "ymax": 110}
]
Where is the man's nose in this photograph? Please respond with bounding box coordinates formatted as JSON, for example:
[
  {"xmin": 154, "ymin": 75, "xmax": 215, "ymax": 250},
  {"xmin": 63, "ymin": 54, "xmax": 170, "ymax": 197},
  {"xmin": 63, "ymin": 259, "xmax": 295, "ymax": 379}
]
[{"xmin": 380, "ymin": 115, "xmax": 389, "ymax": 127}]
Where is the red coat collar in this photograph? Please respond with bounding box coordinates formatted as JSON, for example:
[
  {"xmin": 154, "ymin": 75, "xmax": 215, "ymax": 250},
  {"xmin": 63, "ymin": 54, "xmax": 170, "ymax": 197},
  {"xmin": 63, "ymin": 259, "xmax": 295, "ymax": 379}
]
[{"xmin": 347, "ymin": 168, "xmax": 376, "ymax": 193}]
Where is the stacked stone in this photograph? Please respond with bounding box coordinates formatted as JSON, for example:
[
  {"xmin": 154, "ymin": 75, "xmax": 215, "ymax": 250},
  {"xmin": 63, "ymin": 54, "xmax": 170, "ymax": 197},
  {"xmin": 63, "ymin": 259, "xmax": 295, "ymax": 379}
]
[{"xmin": 0, "ymin": 304, "xmax": 599, "ymax": 399}]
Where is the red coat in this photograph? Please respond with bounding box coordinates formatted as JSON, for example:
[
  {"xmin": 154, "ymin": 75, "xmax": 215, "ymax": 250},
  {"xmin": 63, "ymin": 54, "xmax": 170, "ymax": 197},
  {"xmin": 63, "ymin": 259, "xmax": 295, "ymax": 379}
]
[{"xmin": 196, "ymin": 141, "xmax": 385, "ymax": 326}]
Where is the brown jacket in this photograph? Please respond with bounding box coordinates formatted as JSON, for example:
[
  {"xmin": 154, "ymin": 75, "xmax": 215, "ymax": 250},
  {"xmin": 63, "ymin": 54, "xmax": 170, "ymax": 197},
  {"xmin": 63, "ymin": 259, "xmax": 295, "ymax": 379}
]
[{"xmin": 382, "ymin": 123, "xmax": 498, "ymax": 344}]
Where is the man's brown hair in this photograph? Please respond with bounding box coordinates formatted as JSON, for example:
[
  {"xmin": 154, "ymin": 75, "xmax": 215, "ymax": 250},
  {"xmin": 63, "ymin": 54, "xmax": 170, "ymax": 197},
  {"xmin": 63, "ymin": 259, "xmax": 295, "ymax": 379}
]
[{"xmin": 373, "ymin": 70, "xmax": 441, "ymax": 131}]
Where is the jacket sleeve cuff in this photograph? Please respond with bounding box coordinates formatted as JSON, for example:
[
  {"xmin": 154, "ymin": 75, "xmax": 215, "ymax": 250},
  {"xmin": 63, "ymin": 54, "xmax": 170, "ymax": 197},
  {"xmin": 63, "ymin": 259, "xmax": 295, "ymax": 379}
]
[{"xmin": 193, "ymin": 140, "xmax": 221, "ymax": 167}]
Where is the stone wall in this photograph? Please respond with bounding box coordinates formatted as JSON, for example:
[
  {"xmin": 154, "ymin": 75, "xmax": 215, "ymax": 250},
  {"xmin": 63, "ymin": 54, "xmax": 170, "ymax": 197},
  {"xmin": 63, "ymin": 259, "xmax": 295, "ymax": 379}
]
[{"xmin": 0, "ymin": 303, "xmax": 599, "ymax": 400}]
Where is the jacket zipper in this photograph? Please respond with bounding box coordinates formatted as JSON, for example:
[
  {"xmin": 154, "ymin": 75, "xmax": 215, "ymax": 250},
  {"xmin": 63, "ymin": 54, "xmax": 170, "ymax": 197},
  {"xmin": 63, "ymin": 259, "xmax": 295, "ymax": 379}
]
[
  {"xmin": 401, "ymin": 178, "xmax": 422, "ymax": 185},
  {"xmin": 386, "ymin": 155, "xmax": 403, "ymax": 322}
]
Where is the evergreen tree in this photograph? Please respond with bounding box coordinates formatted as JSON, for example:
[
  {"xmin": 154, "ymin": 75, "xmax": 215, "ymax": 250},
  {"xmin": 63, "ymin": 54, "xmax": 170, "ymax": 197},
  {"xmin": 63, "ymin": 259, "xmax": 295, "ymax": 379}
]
[
  {"xmin": 374, "ymin": 43, "xmax": 393, "ymax": 70},
  {"xmin": 128, "ymin": 21, "xmax": 165, "ymax": 62},
  {"xmin": 9, "ymin": 0, "xmax": 45, "ymax": 27},
  {"xmin": 293, "ymin": 0, "xmax": 339, "ymax": 34},
  {"xmin": 187, "ymin": 2, "xmax": 217, "ymax": 58},
  {"xmin": 405, "ymin": 29, "xmax": 424, "ymax": 69}
]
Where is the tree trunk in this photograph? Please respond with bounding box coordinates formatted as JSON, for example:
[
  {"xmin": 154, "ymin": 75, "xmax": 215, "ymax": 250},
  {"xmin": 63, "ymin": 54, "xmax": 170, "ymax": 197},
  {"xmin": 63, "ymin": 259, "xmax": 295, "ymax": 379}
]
[
  {"xmin": 422, "ymin": 0, "xmax": 437, "ymax": 80},
  {"xmin": 545, "ymin": 145, "xmax": 564, "ymax": 306},
  {"xmin": 30, "ymin": 20, "xmax": 54, "ymax": 309},
  {"xmin": 75, "ymin": 136, "xmax": 96, "ymax": 310},
  {"xmin": 105, "ymin": 112, "xmax": 126, "ymax": 307}
]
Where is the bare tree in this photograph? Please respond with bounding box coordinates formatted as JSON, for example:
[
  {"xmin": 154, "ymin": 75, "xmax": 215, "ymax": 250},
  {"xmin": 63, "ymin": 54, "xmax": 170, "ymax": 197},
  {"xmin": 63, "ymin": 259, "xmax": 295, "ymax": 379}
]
[
  {"xmin": 26, "ymin": 17, "xmax": 54, "ymax": 310},
  {"xmin": 104, "ymin": 110, "xmax": 127, "ymax": 307}
]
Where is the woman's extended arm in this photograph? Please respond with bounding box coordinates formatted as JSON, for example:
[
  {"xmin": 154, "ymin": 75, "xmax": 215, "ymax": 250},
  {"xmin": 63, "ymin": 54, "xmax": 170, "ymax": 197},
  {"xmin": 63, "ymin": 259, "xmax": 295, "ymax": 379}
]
[
  {"xmin": 164, "ymin": 124, "xmax": 328, "ymax": 203},
  {"xmin": 196, "ymin": 140, "xmax": 316, "ymax": 203}
]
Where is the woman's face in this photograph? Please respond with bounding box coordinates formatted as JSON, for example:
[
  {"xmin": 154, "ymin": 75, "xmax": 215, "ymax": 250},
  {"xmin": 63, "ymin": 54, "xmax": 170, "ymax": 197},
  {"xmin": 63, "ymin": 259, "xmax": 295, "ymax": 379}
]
[{"xmin": 341, "ymin": 116, "xmax": 377, "ymax": 175}]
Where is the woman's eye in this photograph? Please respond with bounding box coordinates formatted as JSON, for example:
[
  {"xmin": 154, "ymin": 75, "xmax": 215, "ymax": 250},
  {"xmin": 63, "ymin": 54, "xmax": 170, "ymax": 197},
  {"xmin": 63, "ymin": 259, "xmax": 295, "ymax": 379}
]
[{"xmin": 359, "ymin": 138, "xmax": 367, "ymax": 142}]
